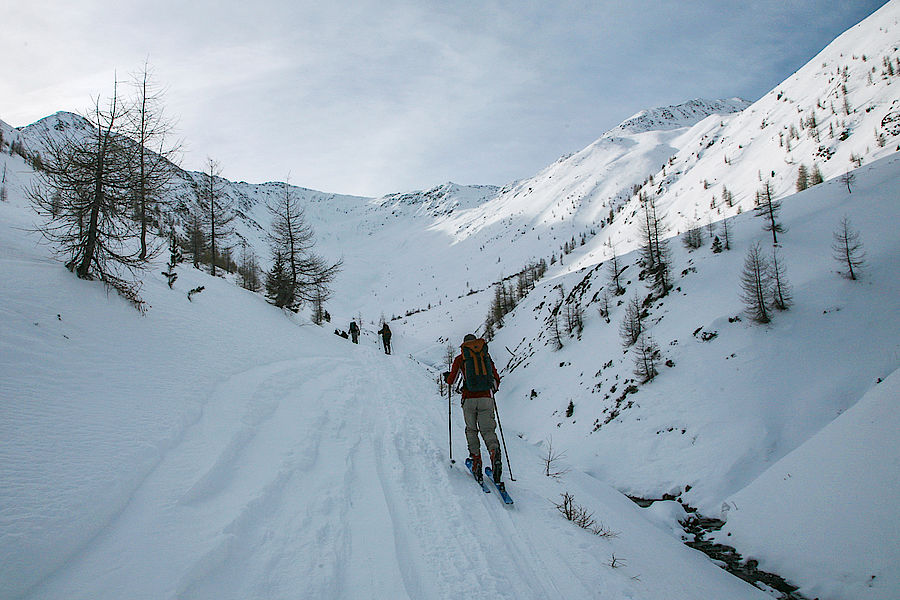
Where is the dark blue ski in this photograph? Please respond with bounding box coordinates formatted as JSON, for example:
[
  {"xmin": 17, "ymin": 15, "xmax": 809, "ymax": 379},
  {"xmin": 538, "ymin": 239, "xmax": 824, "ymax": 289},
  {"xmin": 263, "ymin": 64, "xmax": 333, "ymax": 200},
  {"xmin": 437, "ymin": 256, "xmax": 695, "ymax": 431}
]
[
  {"xmin": 484, "ymin": 467, "xmax": 514, "ymax": 504},
  {"xmin": 464, "ymin": 457, "xmax": 491, "ymax": 494}
]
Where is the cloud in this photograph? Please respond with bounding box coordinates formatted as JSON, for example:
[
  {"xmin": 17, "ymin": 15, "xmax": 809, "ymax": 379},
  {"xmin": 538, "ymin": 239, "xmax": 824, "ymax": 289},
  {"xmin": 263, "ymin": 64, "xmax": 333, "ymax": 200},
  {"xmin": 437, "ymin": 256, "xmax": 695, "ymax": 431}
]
[{"xmin": 2, "ymin": 0, "xmax": 888, "ymax": 196}]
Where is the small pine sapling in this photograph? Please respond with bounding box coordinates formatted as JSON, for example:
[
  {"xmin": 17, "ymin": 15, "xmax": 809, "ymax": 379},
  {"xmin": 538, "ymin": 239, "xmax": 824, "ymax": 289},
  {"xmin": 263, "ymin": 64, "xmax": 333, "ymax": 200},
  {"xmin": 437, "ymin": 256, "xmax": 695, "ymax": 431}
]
[{"xmin": 161, "ymin": 237, "xmax": 182, "ymax": 289}]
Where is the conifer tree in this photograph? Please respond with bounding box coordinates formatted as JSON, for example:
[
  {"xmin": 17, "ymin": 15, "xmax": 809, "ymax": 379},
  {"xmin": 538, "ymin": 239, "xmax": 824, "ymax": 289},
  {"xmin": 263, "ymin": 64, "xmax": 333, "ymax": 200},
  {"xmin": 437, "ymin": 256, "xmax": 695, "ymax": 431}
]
[
  {"xmin": 632, "ymin": 332, "xmax": 660, "ymax": 382},
  {"xmin": 197, "ymin": 158, "xmax": 234, "ymax": 276},
  {"xmin": 721, "ymin": 185, "xmax": 734, "ymax": 207},
  {"xmin": 549, "ymin": 296, "xmax": 564, "ymax": 351},
  {"xmin": 606, "ymin": 243, "xmax": 625, "ymax": 295},
  {"xmin": 265, "ymin": 249, "xmax": 294, "ymax": 308},
  {"xmin": 28, "ymin": 78, "xmax": 145, "ymax": 306},
  {"xmin": 754, "ymin": 180, "xmax": 784, "ymax": 246},
  {"xmin": 0, "ymin": 163, "xmax": 7, "ymax": 203},
  {"xmin": 638, "ymin": 192, "xmax": 672, "ymax": 298},
  {"xmin": 740, "ymin": 242, "xmax": 772, "ymax": 323},
  {"xmin": 810, "ymin": 163, "xmax": 824, "ymax": 185},
  {"xmin": 832, "ymin": 216, "xmax": 866, "ymax": 280},
  {"xmin": 125, "ymin": 62, "xmax": 180, "ymax": 260},
  {"xmin": 266, "ymin": 178, "xmax": 340, "ymax": 310},
  {"xmin": 769, "ymin": 247, "xmax": 792, "ymax": 310},
  {"xmin": 161, "ymin": 235, "xmax": 181, "ymax": 289},
  {"xmin": 796, "ymin": 164, "xmax": 809, "ymax": 192},
  {"xmin": 619, "ymin": 294, "xmax": 644, "ymax": 348},
  {"xmin": 186, "ymin": 210, "xmax": 205, "ymax": 269},
  {"xmin": 238, "ymin": 241, "xmax": 262, "ymax": 292},
  {"xmin": 681, "ymin": 222, "xmax": 704, "ymax": 249}
]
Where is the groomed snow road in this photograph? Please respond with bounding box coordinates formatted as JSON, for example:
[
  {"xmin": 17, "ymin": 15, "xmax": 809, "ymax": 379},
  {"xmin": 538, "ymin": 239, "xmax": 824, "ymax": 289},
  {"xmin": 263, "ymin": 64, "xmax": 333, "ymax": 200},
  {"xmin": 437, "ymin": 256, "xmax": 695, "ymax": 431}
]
[{"xmin": 15, "ymin": 340, "xmax": 767, "ymax": 600}]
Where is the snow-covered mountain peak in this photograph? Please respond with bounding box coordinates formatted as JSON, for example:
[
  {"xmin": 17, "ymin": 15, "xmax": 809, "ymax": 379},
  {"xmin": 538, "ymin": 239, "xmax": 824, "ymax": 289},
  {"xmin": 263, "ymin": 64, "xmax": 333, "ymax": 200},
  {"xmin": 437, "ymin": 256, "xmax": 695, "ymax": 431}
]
[
  {"xmin": 376, "ymin": 181, "xmax": 500, "ymax": 216},
  {"xmin": 614, "ymin": 98, "xmax": 751, "ymax": 135}
]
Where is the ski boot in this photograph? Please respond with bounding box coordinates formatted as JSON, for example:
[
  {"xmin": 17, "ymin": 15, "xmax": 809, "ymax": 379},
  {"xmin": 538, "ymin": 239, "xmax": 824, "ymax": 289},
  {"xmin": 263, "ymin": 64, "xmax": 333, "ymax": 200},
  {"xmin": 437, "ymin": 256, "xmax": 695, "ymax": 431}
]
[
  {"xmin": 490, "ymin": 448, "xmax": 503, "ymax": 484},
  {"xmin": 469, "ymin": 453, "xmax": 483, "ymax": 483}
]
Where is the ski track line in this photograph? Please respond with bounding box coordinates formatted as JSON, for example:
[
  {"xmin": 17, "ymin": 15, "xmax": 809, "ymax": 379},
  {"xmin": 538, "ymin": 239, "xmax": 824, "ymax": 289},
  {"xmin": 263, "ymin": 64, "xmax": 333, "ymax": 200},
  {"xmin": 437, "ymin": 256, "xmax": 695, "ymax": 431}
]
[
  {"xmin": 357, "ymin": 355, "xmax": 473, "ymax": 599},
  {"xmin": 368, "ymin": 355, "xmax": 524, "ymax": 599},
  {"xmin": 13, "ymin": 358, "xmax": 312, "ymax": 600},
  {"xmin": 178, "ymin": 359, "xmax": 363, "ymax": 599},
  {"xmin": 395, "ymin": 356, "xmax": 602, "ymax": 599},
  {"xmin": 27, "ymin": 356, "xmax": 351, "ymax": 600}
]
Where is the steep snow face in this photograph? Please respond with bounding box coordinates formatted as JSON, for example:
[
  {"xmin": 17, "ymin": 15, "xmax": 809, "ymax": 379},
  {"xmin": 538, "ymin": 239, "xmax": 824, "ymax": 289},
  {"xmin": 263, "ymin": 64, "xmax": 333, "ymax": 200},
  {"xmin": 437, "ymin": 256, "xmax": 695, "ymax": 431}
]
[
  {"xmin": 435, "ymin": 97, "xmax": 750, "ymax": 243},
  {"xmin": 631, "ymin": 0, "xmax": 900, "ymax": 232}
]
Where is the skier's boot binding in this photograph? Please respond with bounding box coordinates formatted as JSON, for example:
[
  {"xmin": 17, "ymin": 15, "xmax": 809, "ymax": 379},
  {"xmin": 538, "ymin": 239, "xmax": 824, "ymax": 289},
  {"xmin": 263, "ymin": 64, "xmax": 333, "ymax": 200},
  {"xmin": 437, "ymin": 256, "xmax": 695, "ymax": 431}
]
[
  {"xmin": 470, "ymin": 453, "xmax": 483, "ymax": 482},
  {"xmin": 490, "ymin": 448, "xmax": 502, "ymax": 484}
]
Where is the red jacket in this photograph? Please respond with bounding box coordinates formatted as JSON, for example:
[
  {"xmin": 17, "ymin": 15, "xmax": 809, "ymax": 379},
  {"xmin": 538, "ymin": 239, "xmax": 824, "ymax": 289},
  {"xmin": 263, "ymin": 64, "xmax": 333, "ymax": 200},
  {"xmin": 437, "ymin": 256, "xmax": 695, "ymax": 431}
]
[{"xmin": 445, "ymin": 339, "xmax": 501, "ymax": 399}]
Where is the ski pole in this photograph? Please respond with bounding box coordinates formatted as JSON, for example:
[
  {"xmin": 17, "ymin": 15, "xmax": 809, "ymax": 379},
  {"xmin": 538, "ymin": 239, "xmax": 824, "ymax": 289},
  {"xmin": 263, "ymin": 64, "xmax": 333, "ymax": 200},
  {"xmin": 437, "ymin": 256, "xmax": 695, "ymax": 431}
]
[
  {"xmin": 493, "ymin": 392, "xmax": 515, "ymax": 481},
  {"xmin": 446, "ymin": 373, "xmax": 455, "ymax": 465}
]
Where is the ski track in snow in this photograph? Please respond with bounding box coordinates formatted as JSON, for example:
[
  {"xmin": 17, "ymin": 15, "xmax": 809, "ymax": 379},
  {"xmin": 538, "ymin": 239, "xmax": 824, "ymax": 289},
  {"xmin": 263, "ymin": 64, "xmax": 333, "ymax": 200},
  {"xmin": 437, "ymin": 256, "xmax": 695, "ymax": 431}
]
[{"xmin": 21, "ymin": 345, "xmax": 624, "ymax": 600}]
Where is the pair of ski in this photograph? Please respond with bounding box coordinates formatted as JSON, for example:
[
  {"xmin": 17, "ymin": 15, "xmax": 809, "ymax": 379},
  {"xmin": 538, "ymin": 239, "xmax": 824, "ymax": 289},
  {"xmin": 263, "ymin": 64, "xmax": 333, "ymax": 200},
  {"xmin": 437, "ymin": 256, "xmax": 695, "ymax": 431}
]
[{"xmin": 465, "ymin": 457, "xmax": 514, "ymax": 504}]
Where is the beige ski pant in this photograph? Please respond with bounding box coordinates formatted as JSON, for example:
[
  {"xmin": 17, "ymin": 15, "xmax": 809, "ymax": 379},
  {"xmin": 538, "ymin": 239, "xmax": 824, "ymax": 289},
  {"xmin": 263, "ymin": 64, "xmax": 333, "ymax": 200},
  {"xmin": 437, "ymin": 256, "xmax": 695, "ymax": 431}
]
[{"xmin": 462, "ymin": 396, "xmax": 500, "ymax": 457}]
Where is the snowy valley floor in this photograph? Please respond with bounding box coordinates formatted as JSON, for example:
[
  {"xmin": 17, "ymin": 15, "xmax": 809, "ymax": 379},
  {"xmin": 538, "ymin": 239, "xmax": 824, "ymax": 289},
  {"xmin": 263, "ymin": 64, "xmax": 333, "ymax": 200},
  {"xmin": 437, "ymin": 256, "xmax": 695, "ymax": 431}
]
[
  {"xmin": 2, "ymin": 336, "xmax": 774, "ymax": 600},
  {"xmin": 0, "ymin": 214, "xmax": 771, "ymax": 599}
]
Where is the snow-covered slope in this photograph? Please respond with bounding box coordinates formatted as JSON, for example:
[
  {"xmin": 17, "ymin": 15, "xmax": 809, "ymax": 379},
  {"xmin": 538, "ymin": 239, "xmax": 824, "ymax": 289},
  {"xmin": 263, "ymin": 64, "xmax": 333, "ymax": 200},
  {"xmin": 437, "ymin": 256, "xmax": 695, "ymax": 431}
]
[
  {"xmin": 718, "ymin": 369, "xmax": 900, "ymax": 600},
  {"xmin": 1, "ymin": 2, "xmax": 899, "ymax": 600},
  {"xmin": 0, "ymin": 169, "xmax": 769, "ymax": 600}
]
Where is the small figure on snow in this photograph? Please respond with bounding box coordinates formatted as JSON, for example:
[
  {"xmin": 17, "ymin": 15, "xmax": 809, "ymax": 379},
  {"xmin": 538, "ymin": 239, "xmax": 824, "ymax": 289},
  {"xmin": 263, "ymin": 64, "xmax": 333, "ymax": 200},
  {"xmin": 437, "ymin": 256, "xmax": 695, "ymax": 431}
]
[
  {"xmin": 378, "ymin": 322, "xmax": 392, "ymax": 355},
  {"xmin": 349, "ymin": 320, "xmax": 360, "ymax": 344}
]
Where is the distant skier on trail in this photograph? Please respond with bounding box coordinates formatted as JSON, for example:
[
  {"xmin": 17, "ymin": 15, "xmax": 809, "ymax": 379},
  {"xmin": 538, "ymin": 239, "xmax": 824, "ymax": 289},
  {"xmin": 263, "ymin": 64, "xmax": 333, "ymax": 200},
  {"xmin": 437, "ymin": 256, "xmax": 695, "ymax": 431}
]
[
  {"xmin": 444, "ymin": 334, "xmax": 502, "ymax": 484},
  {"xmin": 378, "ymin": 322, "xmax": 392, "ymax": 354},
  {"xmin": 349, "ymin": 320, "xmax": 359, "ymax": 344}
]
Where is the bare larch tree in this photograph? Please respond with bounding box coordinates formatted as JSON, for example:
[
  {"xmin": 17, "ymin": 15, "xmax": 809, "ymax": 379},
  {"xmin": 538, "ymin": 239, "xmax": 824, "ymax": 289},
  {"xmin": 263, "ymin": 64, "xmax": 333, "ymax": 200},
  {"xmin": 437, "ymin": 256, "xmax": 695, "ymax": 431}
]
[
  {"xmin": 740, "ymin": 241, "xmax": 772, "ymax": 323},
  {"xmin": 29, "ymin": 79, "xmax": 145, "ymax": 306},
  {"xmin": 832, "ymin": 215, "xmax": 866, "ymax": 280},
  {"xmin": 126, "ymin": 62, "xmax": 180, "ymax": 260},
  {"xmin": 197, "ymin": 158, "xmax": 234, "ymax": 276}
]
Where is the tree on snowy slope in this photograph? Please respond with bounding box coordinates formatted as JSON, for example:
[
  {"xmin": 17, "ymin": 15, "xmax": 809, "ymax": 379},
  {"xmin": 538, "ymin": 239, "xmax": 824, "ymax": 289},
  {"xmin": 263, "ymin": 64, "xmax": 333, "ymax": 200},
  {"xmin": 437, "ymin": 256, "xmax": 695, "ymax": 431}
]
[
  {"xmin": 265, "ymin": 249, "xmax": 294, "ymax": 308},
  {"xmin": 619, "ymin": 294, "xmax": 644, "ymax": 348},
  {"xmin": 796, "ymin": 164, "xmax": 809, "ymax": 192},
  {"xmin": 832, "ymin": 215, "xmax": 866, "ymax": 280},
  {"xmin": 549, "ymin": 288, "xmax": 565, "ymax": 350},
  {"xmin": 266, "ymin": 179, "xmax": 340, "ymax": 310},
  {"xmin": 237, "ymin": 241, "xmax": 262, "ymax": 292},
  {"xmin": 197, "ymin": 158, "xmax": 234, "ymax": 276},
  {"xmin": 740, "ymin": 241, "xmax": 772, "ymax": 324},
  {"xmin": 632, "ymin": 331, "xmax": 660, "ymax": 382},
  {"xmin": 754, "ymin": 181, "xmax": 784, "ymax": 246},
  {"xmin": 769, "ymin": 247, "xmax": 792, "ymax": 311},
  {"xmin": 1, "ymin": 163, "xmax": 7, "ymax": 203},
  {"xmin": 638, "ymin": 191, "xmax": 672, "ymax": 297},
  {"xmin": 606, "ymin": 242, "xmax": 625, "ymax": 295},
  {"xmin": 28, "ymin": 81, "xmax": 146, "ymax": 306},
  {"xmin": 185, "ymin": 209, "xmax": 205, "ymax": 269},
  {"xmin": 125, "ymin": 62, "xmax": 180, "ymax": 261}
]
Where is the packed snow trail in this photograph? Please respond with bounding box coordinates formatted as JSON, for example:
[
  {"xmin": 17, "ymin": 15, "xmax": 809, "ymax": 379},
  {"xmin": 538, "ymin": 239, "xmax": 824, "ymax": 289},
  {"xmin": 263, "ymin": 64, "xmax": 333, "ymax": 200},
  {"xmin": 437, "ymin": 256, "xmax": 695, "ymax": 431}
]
[{"xmin": 15, "ymin": 338, "xmax": 766, "ymax": 600}]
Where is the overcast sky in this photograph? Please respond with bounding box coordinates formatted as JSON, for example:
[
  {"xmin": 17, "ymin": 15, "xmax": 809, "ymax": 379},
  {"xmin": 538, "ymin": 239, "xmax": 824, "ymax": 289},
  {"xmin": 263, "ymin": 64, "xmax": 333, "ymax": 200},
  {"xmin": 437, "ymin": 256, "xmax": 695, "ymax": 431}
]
[{"xmin": 2, "ymin": 1, "xmax": 888, "ymax": 197}]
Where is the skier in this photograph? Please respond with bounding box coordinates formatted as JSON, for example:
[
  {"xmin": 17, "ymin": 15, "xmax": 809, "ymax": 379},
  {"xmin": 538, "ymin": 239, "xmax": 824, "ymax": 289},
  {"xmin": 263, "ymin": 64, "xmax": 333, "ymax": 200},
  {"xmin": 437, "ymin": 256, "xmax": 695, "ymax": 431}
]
[
  {"xmin": 444, "ymin": 334, "xmax": 502, "ymax": 484},
  {"xmin": 378, "ymin": 322, "xmax": 392, "ymax": 354},
  {"xmin": 349, "ymin": 320, "xmax": 360, "ymax": 344}
]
